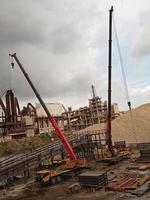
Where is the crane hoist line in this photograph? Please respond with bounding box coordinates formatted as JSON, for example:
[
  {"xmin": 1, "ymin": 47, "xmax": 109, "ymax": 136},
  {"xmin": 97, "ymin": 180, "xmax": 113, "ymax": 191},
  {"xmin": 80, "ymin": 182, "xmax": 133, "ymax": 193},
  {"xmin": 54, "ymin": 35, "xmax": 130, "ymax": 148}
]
[
  {"xmin": 112, "ymin": 15, "xmax": 131, "ymax": 110},
  {"xmin": 9, "ymin": 53, "xmax": 77, "ymax": 160},
  {"xmin": 112, "ymin": 15, "xmax": 137, "ymax": 142}
]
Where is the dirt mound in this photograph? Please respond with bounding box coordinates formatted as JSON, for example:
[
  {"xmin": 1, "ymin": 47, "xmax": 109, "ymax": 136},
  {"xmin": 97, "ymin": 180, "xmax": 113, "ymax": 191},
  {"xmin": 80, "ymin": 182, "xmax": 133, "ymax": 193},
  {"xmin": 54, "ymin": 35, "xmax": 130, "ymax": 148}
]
[
  {"xmin": 112, "ymin": 103, "xmax": 150, "ymax": 144},
  {"xmin": 78, "ymin": 103, "xmax": 150, "ymax": 144}
]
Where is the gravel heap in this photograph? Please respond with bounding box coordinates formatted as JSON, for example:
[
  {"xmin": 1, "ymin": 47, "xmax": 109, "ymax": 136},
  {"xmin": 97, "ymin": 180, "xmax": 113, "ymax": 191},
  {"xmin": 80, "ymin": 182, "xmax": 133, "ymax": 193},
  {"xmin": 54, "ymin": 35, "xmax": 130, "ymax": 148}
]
[{"xmin": 77, "ymin": 103, "xmax": 150, "ymax": 144}]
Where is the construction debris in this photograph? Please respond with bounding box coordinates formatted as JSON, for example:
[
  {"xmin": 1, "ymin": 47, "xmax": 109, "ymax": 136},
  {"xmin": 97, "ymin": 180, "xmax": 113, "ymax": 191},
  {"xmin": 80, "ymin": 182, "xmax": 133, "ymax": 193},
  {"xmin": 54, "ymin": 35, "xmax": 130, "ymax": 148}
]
[
  {"xmin": 106, "ymin": 171, "xmax": 150, "ymax": 197},
  {"xmin": 65, "ymin": 183, "xmax": 81, "ymax": 194},
  {"xmin": 78, "ymin": 171, "xmax": 108, "ymax": 188},
  {"xmin": 127, "ymin": 181, "xmax": 150, "ymax": 196}
]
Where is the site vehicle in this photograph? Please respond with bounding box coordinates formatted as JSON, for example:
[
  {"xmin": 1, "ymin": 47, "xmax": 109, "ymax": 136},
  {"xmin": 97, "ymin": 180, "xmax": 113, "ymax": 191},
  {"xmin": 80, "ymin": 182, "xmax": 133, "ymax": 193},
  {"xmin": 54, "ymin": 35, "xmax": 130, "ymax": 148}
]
[
  {"xmin": 35, "ymin": 159, "xmax": 87, "ymax": 186},
  {"xmin": 9, "ymin": 53, "xmax": 86, "ymax": 185}
]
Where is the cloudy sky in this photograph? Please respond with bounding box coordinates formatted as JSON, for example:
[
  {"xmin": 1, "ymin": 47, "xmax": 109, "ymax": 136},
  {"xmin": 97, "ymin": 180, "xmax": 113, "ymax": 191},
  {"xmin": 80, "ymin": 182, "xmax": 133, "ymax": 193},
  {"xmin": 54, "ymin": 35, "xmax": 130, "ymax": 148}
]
[{"xmin": 0, "ymin": 0, "xmax": 150, "ymax": 110}]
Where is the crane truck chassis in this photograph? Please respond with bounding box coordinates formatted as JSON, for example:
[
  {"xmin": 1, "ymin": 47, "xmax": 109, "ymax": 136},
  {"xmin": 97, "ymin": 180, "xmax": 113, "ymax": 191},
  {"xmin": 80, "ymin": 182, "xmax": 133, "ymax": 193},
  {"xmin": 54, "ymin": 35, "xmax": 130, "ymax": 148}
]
[{"xmin": 34, "ymin": 159, "xmax": 87, "ymax": 186}]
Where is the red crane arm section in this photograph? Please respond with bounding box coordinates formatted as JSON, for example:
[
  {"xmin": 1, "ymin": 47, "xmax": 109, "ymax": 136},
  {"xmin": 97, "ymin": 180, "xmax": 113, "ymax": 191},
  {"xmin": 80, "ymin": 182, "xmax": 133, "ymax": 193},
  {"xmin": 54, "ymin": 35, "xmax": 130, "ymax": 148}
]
[
  {"xmin": 9, "ymin": 53, "xmax": 77, "ymax": 160},
  {"xmin": 50, "ymin": 117, "xmax": 76, "ymax": 159}
]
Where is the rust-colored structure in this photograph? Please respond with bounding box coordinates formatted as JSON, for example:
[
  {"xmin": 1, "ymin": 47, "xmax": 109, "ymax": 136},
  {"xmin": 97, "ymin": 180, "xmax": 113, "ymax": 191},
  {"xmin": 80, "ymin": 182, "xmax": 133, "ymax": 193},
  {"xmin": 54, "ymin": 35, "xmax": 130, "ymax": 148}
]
[
  {"xmin": 0, "ymin": 90, "xmax": 35, "ymax": 140},
  {"xmin": 0, "ymin": 90, "xmax": 23, "ymax": 137}
]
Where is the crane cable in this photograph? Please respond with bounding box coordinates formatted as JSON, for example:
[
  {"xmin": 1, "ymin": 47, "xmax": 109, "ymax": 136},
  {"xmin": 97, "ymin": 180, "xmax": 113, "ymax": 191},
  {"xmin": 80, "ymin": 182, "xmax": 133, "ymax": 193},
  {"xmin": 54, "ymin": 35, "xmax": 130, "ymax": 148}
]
[
  {"xmin": 0, "ymin": 57, "xmax": 14, "ymax": 98},
  {"xmin": 0, "ymin": 57, "xmax": 14, "ymax": 114},
  {"xmin": 112, "ymin": 14, "xmax": 137, "ymax": 143},
  {"xmin": 8, "ymin": 55, "xmax": 15, "ymax": 91}
]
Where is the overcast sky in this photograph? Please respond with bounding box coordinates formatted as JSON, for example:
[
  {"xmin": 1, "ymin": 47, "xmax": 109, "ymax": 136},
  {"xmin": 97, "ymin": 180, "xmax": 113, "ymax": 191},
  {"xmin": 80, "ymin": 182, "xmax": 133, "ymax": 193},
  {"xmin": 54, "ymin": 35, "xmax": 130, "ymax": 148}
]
[{"xmin": 0, "ymin": 0, "xmax": 150, "ymax": 110}]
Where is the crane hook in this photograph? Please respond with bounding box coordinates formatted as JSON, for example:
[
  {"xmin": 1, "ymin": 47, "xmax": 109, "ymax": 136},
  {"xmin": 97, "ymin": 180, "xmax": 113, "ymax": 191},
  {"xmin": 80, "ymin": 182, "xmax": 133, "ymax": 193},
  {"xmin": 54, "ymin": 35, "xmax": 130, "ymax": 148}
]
[
  {"xmin": 11, "ymin": 62, "xmax": 14, "ymax": 69},
  {"xmin": 11, "ymin": 57, "xmax": 14, "ymax": 69}
]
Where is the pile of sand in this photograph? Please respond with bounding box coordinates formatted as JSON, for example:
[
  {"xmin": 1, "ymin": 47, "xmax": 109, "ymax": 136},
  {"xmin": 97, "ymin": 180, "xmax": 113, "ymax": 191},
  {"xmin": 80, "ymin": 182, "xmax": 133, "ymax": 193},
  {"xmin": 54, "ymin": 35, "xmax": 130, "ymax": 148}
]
[{"xmin": 78, "ymin": 103, "xmax": 150, "ymax": 144}]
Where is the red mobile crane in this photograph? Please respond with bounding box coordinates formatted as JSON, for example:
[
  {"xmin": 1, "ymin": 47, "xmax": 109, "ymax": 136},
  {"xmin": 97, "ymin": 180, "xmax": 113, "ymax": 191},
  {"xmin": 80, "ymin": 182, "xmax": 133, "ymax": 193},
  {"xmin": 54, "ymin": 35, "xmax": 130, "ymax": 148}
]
[
  {"xmin": 9, "ymin": 53, "xmax": 77, "ymax": 160},
  {"xmin": 105, "ymin": 6, "xmax": 130, "ymax": 160}
]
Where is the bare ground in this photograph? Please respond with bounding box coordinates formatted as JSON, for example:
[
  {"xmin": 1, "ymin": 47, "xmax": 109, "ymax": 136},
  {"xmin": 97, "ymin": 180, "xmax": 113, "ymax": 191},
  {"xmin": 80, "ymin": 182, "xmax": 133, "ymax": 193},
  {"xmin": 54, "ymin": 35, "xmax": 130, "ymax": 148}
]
[{"xmin": 1, "ymin": 157, "xmax": 150, "ymax": 200}]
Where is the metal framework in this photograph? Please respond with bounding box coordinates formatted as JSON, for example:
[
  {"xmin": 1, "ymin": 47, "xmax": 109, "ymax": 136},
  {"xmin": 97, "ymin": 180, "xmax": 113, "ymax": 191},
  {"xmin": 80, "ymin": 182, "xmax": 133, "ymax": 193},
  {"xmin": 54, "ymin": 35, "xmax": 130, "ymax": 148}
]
[{"xmin": 0, "ymin": 131, "xmax": 106, "ymax": 178}]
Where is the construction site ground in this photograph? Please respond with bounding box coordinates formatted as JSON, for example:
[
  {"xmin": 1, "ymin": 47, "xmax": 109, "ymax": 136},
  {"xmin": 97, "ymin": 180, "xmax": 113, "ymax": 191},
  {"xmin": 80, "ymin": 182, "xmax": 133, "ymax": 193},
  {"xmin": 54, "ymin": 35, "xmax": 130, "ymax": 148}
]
[{"xmin": 1, "ymin": 152, "xmax": 150, "ymax": 200}]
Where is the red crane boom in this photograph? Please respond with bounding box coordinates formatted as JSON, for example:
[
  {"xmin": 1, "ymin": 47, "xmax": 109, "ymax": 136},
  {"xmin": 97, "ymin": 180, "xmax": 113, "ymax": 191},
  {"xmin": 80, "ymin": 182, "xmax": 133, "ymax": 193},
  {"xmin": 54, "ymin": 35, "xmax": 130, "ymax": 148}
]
[{"xmin": 9, "ymin": 53, "xmax": 77, "ymax": 160}]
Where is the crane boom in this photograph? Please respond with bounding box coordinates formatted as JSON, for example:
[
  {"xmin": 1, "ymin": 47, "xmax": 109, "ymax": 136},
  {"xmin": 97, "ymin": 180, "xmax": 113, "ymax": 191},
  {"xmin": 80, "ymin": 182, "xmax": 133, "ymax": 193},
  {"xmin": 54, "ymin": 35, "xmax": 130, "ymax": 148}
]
[
  {"xmin": 107, "ymin": 6, "xmax": 114, "ymax": 156},
  {"xmin": 9, "ymin": 53, "xmax": 77, "ymax": 160}
]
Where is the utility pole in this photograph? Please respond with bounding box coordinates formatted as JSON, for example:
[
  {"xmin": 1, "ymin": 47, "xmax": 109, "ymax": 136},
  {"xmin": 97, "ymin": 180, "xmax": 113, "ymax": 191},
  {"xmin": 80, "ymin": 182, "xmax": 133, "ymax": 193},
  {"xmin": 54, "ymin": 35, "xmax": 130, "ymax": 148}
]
[{"xmin": 107, "ymin": 6, "xmax": 114, "ymax": 156}]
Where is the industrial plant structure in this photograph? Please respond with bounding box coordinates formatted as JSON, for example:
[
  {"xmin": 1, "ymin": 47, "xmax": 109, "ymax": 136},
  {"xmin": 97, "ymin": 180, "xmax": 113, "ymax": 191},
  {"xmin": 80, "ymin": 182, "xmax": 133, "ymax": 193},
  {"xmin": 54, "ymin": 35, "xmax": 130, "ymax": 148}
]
[{"xmin": 0, "ymin": 86, "xmax": 119, "ymax": 142}]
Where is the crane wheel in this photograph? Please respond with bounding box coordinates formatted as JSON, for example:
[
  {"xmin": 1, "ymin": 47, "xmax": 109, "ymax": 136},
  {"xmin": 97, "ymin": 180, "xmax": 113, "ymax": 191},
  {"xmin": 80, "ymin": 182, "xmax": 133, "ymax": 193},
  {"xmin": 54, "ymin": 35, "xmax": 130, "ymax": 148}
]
[
  {"xmin": 51, "ymin": 177, "xmax": 57, "ymax": 185},
  {"xmin": 56, "ymin": 176, "xmax": 62, "ymax": 183}
]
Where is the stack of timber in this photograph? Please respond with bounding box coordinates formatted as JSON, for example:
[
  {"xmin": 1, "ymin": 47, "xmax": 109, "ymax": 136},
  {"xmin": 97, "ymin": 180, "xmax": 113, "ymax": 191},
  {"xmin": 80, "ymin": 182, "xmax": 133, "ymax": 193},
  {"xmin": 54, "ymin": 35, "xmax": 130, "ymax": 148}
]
[{"xmin": 78, "ymin": 171, "xmax": 108, "ymax": 188}]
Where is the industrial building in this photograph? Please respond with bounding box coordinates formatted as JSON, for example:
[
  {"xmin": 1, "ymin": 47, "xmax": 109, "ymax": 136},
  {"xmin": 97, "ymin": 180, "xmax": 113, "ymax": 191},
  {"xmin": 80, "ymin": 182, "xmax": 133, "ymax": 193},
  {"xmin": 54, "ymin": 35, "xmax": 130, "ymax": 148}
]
[
  {"xmin": 35, "ymin": 103, "xmax": 65, "ymax": 134},
  {"xmin": 0, "ymin": 86, "xmax": 120, "ymax": 142},
  {"xmin": 62, "ymin": 85, "xmax": 120, "ymax": 131}
]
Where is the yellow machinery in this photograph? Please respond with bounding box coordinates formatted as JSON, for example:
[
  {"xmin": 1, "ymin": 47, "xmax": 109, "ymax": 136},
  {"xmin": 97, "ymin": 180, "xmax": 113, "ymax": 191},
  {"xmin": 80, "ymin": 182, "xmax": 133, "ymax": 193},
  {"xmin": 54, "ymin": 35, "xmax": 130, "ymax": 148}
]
[
  {"xmin": 9, "ymin": 53, "xmax": 87, "ymax": 186},
  {"xmin": 35, "ymin": 158, "xmax": 87, "ymax": 186},
  {"xmin": 114, "ymin": 141, "xmax": 131, "ymax": 158},
  {"xmin": 118, "ymin": 148, "xmax": 130, "ymax": 157}
]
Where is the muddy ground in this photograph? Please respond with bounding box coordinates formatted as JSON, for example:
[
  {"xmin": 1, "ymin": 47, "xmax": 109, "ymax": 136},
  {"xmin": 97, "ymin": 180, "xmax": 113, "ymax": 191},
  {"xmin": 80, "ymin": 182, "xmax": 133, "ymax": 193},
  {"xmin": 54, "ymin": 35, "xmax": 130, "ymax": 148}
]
[
  {"xmin": 1, "ymin": 178, "xmax": 150, "ymax": 200},
  {"xmin": 1, "ymin": 155, "xmax": 150, "ymax": 200}
]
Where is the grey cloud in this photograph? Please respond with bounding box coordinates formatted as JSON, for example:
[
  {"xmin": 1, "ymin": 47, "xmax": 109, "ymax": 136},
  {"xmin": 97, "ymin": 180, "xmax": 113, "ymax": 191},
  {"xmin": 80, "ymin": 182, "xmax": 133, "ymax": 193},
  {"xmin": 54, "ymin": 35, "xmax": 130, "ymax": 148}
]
[
  {"xmin": 0, "ymin": 1, "xmax": 47, "ymax": 47},
  {"xmin": 50, "ymin": 24, "xmax": 83, "ymax": 54},
  {"xmin": 0, "ymin": 0, "xmax": 149, "ymax": 111},
  {"xmin": 0, "ymin": 0, "xmax": 103, "ymax": 107},
  {"xmin": 131, "ymin": 9, "xmax": 150, "ymax": 58}
]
